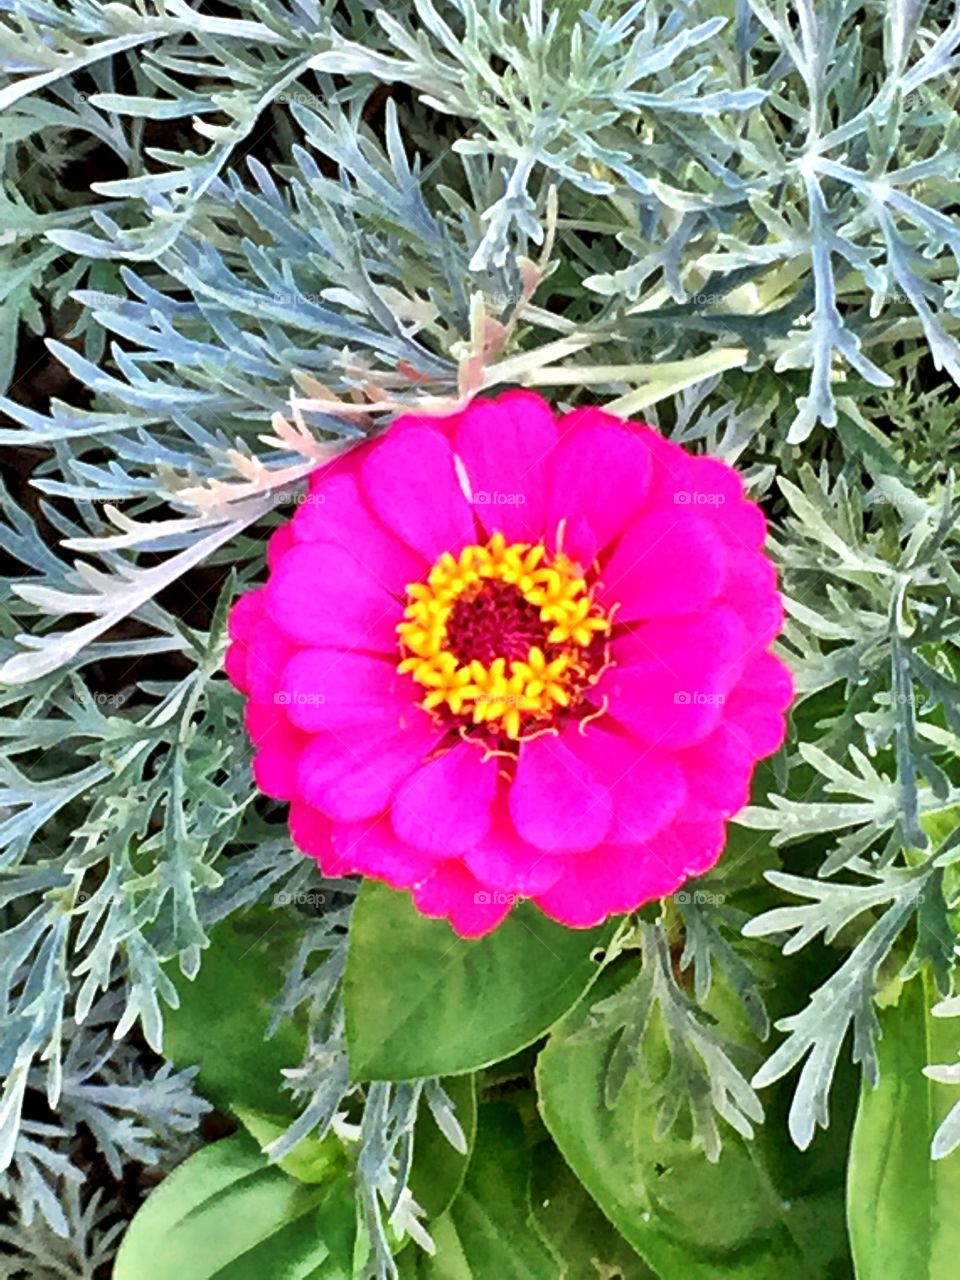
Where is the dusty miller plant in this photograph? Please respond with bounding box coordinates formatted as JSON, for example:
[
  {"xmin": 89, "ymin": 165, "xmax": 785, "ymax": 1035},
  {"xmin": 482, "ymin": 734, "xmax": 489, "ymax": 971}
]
[{"xmin": 1, "ymin": 0, "xmax": 959, "ymax": 1274}]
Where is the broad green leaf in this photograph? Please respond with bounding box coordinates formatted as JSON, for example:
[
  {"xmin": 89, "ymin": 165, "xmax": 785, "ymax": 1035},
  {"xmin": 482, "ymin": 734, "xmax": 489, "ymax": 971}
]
[
  {"xmin": 399, "ymin": 1103, "xmax": 556, "ymax": 1278},
  {"xmin": 164, "ymin": 910, "xmax": 306, "ymax": 1117},
  {"xmin": 410, "ymin": 1075, "xmax": 477, "ymax": 1219},
  {"xmin": 345, "ymin": 882, "xmax": 611, "ymax": 1079},
  {"xmin": 847, "ymin": 970, "xmax": 960, "ymax": 1279},
  {"xmin": 537, "ymin": 968, "xmax": 850, "ymax": 1280},
  {"xmin": 113, "ymin": 1131, "xmax": 355, "ymax": 1280},
  {"xmin": 530, "ymin": 1139, "xmax": 657, "ymax": 1279},
  {"xmin": 233, "ymin": 1106, "xmax": 346, "ymax": 1185}
]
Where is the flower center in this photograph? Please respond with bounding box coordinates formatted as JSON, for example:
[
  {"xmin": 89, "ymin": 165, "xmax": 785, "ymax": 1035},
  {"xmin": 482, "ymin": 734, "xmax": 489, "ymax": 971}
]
[{"xmin": 397, "ymin": 532, "xmax": 612, "ymax": 742}]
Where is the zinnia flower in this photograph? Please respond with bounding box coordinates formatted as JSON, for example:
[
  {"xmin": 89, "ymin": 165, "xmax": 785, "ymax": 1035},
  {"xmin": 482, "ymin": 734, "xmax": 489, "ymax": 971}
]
[{"xmin": 226, "ymin": 391, "xmax": 792, "ymax": 937}]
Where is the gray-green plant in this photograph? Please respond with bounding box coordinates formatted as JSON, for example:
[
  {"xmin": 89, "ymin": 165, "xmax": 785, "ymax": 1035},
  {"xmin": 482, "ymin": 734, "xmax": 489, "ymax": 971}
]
[{"xmin": 1, "ymin": 1, "xmax": 959, "ymax": 1277}]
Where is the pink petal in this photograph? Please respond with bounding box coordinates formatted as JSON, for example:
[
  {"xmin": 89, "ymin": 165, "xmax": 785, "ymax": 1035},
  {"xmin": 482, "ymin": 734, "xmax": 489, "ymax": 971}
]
[
  {"xmin": 633, "ymin": 430, "xmax": 766, "ymax": 553},
  {"xmin": 599, "ymin": 664, "xmax": 720, "ymax": 749},
  {"xmin": 676, "ymin": 721, "xmax": 757, "ymax": 821},
  {"xmin": 463, "ymin": 796, "xmax": 565, "ymax": 894},
  {"xmin": 686, "ymin": 457, "xmax": 767, "ymax": 550},
  {"xmin": 545, "ymin": 416, "xmax": 653, "ymax": 563},
  {"xmin": 361, "ymin": 425, "xmax": 477, "ymax": 562},
  {"xmin": 306, "ymin": 444, "xmax": 366, "ymax": 495},
  {"xmin": 717, "ymin": 501, "xmax": 767, "ymax": 551},
  {"xmin": 412, "ymin": 860, "xmax": 515, "ymax": 937},
  {"xmin": 279, "ymin": 648, "xmax": 414, "ymax": 733},
  {"xmin": 509, "ymin": 729, "xmax": 612, "ymax": 854},
  {"xmin": 225, "ymin": 592, "xmax": 270, "ymax": 693},
  {"xmin": 292, "ymin": 471, "xmax": 426, "ymax": 596},
  {"xmin": 648, "ymin": 817, "xmax": 728, "ymax": 880},
  {"xmin": 677, "ymin": 454, "xmax": 745, "ymax": 509},
  {"xmin": 391, "ymin": 741, "xmax": 498, "ymax": 855},
  {"xmin": 332, "ymin": 816, "xmax": 442, "ymax": 887},
  {"xmin": 289, "ymin": 802, "xmax": 350, "ymax": 874},
  {"xmin": 719, "ymin": 653, "xmax": 793, "ymax": 758},
  {"xmin": 533, "ymin": 818, "xmax": 727, "ymax": 927},
  {"xmin": 454, "ymin": 391, "xmax": 557, "ymax": 542},
  {"xmin": 265, "ymin": 543, "xmax": 398, "ymax": 651},
  {"xmin": 387, "ymin": 407, "xmax": 462, "ymax": 445},
  {"xmin": 228, "ymin": 589, "xmax": 265, "ymax": 641},
  {"xmin": 718, "ymin": 544, "xmax": 783, "ymax": 649},
  {"xmin": 530, "ymin": 843, "xmax": 677, "ymax": 927},
  {"xmin": 252, "ymin": 742, "xmax": 300, "ymax": 798},
  {"xmin": 245, "ymin": 617, "xmax": 296, "ymax": 705},
  {"xmin": 606, "ymin": 626, "xmax": 652, "ymax": 666},
  {"xmin": 597, "ymin": 606, "xmax": 748, "ymax": 748},
  {"xmin": 267, "ymin": 524, "xmax": 295, "ymax": 569},
  {"xmin": 244, "ymin": 700, "xmax": 271, "ymax": 744},
  {"xmin": 629, "ymin": 425, "xmax": 698, "ymax": 509},
  {"xmin": 224, "ymin": 640, "xmax": 249, "ymax": 692},
  {"xmin": 569, "ymin": 727, "xmax": 687, "ymax": 844},
  {"xmin": 600, "ymin": 510, "xmax": 728, "ymax": 620},
  {"xmin": 296, "ymin": 714, "xmax": 441, "ymax": 822},
  {"xmin": 252, "ymin": 714, "xmax": 309, "ymax": 801},
  {"xmin": 740, "ymin": 651, "xmax": 794, "ymax": 710}
]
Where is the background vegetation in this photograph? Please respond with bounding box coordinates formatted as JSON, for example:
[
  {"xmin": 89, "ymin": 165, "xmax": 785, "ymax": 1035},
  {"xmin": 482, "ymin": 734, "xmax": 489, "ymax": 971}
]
[{"xmin": 1, "ymin": 1, "xmax": 959, "ymax": 1276}]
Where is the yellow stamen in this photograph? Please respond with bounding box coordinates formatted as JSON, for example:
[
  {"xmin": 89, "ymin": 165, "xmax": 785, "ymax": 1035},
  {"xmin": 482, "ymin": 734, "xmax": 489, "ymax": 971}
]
[{"xmin": 396, "ymin": 535, "xmax": 611, "ymax": 740}]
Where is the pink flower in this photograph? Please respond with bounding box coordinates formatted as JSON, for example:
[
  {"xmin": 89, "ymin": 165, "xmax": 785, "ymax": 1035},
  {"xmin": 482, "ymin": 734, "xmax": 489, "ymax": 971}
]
[{"xmin": 226, "ymin": 391, "xmax": 792, "ymax": 937}]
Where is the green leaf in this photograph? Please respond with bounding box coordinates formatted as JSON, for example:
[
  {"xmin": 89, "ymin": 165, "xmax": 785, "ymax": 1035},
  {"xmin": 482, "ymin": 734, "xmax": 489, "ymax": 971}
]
[
  {"xmin": 537, "ymin": 968, "xmax": 850, "ymax": 1280},
  {"xmin": 400, "ymin": 1103, "xmax": 556, "ymax": 1278},
  {"xmin": 847, "ymin": 971, "xmax": 960, "ymax": 1279},
  {"xmin": 410, "ymin": 1076, "xmax": 477, "ymax": 1219},
  {"xmin": 344, "ymin": 882, "xmax": 612, "ymax": 1079},
  {"xmin": 113, "ymin": 1131, "xmax": 355, "ymax": 1280},
  {"xmin": 233, "ymin": 1106, "xmax": 347, "ymax": 1185},
  {"xmin": 163, "ymin": 910, "xmax": 307, "ymax": 1117},
  {"xmin": 834, "ymin": 407, "xmax": 912, "ymax": 484},
  {"xmin": 530, "ymin": 1139, "xmax": 657, "ymax": 1279}
]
